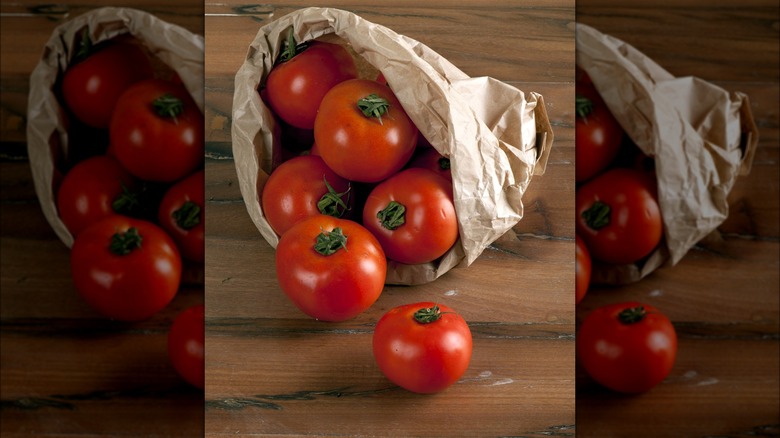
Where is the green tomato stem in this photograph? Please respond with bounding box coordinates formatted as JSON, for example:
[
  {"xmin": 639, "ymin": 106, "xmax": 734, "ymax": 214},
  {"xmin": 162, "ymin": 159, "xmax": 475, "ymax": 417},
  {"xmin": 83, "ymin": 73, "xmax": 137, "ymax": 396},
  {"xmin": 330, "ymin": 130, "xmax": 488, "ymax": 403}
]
[
  {"xmin": 314, "ymin": 227, "xmax": 348, "ymax": 256},
  {"xmin": 377, "ymin": 201, "xmax": 405, "ymax": 230},
  {"xmin": 581, "ymin": 200, "xmax": 610, "ymax": 230},
  {"xmin": 173, "ymin": 201, "xmax": 201, "ymax": 230},
  {"xmin": 576, "ymin": 95, "xmax": 594, "ymax": 120},
  {"xmin": 618, "ymin": 306, "xmax": 647, "ymax": 324},
  {"xmin": 413, "ymin": 304, "xmax": 444, "ymax": 324},
  {"xmin": 153, "ymin": 94, "xmax": 184, "ymax": 123},
  {"xmin": 357, "ymin": 94, "xmax": 389, "ymax": 125},
  {"xmin": 110, "ymin": 227, "xmax": 142, "ymax": 256},
  {"xmin": 317, "ymin": 178, "xmax": 351, "ymax": 218}
]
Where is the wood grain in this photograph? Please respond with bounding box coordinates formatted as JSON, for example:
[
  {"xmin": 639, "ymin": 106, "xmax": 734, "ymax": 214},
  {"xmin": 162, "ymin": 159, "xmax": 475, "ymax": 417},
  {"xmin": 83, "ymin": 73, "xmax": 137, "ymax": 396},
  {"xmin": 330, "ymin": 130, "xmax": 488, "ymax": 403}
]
[
  {"xmin": 575, "ymin": 2, "xmax": 780, "ymax": 437},
  {"xmin": 203, "ymin": 1, "xmax": 576, "ymax": 436}
]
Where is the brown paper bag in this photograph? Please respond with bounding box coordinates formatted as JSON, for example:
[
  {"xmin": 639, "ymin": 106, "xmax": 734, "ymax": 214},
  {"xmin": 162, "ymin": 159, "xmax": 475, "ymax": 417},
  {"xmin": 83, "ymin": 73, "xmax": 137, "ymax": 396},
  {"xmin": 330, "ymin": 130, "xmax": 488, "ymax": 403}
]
[
  {"xmin": 27, "ymin": 7, "xmax": 204, "ymax": 248},
  {"xmin": 576, "ymin": 23, "xmax": 759, "ymax": 285},
  {"xmin": 232, "ymin": 7, "xmax": 553, "ymax": 285}
]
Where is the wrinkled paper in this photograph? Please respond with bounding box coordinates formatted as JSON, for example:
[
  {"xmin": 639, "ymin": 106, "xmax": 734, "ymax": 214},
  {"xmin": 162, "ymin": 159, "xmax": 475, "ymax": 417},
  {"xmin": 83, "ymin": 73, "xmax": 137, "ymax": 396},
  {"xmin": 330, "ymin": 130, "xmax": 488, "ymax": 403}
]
[
  {"xmin": 232, "ymin": 7, "xmax": 553, "ymax": 285},
  {"xmin": 576, "ymin": 23, "xmax": 759, "ymax": 284},
  {"xmin": 27, "ymin": 7, "xmax": 205, "ymax": 248}
]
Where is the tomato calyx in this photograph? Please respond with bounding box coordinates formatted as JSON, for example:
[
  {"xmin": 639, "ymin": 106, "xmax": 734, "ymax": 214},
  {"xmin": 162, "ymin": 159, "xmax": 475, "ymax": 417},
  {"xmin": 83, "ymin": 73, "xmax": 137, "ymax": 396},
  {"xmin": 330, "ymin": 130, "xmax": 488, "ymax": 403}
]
[
  {"xmin": 110, "ymin": 227, "xmax": 142, "ymax": 256},
  {"xmin": 438, "ymin": 157, "xmax": 451, "ymax": 171},
  {"xmin": 413, "ymin": 304, "xmax": 447, "ymax": 324},
  {"xmin": 357, "ymin": 94, "xmax": 390, "ymax": 125},
  {"xmin": 576, "ymin": 95, "xmax": 594, "ymax": 121},
  {"xmin": 314, "ymin": 227, "xmax": 348, "ymax": 256},
  {"xmin": 74, "ymin": 28, "xmax": 94, "ymax": 63},
  {"xmin": 111, "ymin": 182, "xmax": 143, "ymax": 216},
  {"xmin": 277, "ymin": 28, "xmax": 309, "ymax": 64},
  {"xmin": 618, "ymin": 306, "xmax": 647, "ymax": 324},
  {"xmin": 152, "ymin": 94, "xmax": 184, "ymax": 123},
  {"xmin": 582, "ymin": 200, "xmax": 611, "ymax": 230},
  {"xmin": 173, "ymin": 201, "xmax": 201, "ymax": 230},
  {"xmin": 377, "ymin": 201, "xmax": 406, "ymax": 230},
  {"xmin": 317, "ymin": 178, "xmax": 351, "ymax": 218}
]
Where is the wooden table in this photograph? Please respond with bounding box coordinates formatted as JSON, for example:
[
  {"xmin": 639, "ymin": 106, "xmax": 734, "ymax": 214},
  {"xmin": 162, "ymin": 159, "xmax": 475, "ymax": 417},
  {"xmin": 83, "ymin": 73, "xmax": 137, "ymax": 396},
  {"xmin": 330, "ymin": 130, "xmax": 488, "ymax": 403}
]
[
  {"xmin": 575, "ymin": 2, "xmax": 780, "ymax": 437},
  {"xmin": 0, "ymin": 2, "xmax": 205, "ymax": 436},
  {"xmin": 204, "ymin": 1, "xmax": 576, "ymax": 436}
]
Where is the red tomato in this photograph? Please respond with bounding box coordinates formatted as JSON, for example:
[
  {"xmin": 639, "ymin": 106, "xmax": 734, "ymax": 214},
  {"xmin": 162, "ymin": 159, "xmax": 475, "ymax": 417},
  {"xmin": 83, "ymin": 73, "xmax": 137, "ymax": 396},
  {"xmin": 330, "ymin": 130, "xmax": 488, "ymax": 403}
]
[
  {"xmin": 262, "ymin": 155, "xmax": 353, "ymax": 237},
  {"xmin": 577, "ymin": 302, "xmax": 677, "ymax": 393},
  {"xmin": 576, "ymin": 168, "xmax": 663, "ymax": 265},
  {"xmin": 158, "ymin": 170, "xmax": 205, "ymax": 263},
  {"xmin": 110, "ymin": 79, "xmax": 203, "ymax": 183},
  {"xmin": 373, "ymin": 302, "xmax": 472, "ymax": 394},
  {"xmin": 362, "ymin": 168, "xmax": 457, "ymax": 265},
  {"xmin": 314, "ymin": 79, "xmax": 418, "ymax": 183},
  {"xmin": 575, "ymin": 235, "xmax": 591, "ymax": 304},
  {"xmin": 407, "ymin": 147, "xmax": 452, "ymax": 183},
  {"xmin": 61, "ymin": 37, "xmax": 153, "ymax": 129},
  {"xmin": 275, "ymin": 215, "xmax": 386, "ymax": 322},
  {"xmin": 56, "ymin": 155, "xmax": 140, "ymax": 236},
  {"xmin": 264, "ymin": 33, "xmax": 357, "ymax": 129},
  {"xmin": 168, "ymin": 304, "xmax": 204, "ymax": 389},
  {"xmin": 575, "ymin": 84, "xmax": 623, "ymax": 183},
  {"xmin": 70, "ymin": 216, "xmax": 181, "ymax": 321}
]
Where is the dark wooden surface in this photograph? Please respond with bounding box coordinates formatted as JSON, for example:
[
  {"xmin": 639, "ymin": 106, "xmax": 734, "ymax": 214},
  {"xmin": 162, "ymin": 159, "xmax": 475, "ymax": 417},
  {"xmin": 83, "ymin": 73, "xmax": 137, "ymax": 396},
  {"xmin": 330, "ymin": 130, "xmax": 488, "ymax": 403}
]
[
  {"xmin": 575, "ymin": 1, "xmax": 780, "ymax": 437},
  {"xmin": 0, "ymin": 2, "xmax": 205, "ymax": 436},
  {"xmin": 204, "ymin": 1, "xmax": 576, "ymax": 436}
]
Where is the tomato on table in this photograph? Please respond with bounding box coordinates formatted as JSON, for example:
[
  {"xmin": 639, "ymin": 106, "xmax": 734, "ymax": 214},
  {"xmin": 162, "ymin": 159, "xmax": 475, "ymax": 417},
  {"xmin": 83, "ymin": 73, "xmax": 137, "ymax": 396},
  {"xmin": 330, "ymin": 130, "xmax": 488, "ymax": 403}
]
[
  {"xmin": 61, "ymin": 35, "xmax": 153, "ymax": 129},
  {"xmin": 56, "ymin": 155, "xmax": 141, "ymax": 236},
  {"xmin": 575, "ymin": 83, "xmax": 623, "ymax": 183},
  {"xmin": 576, "ymin": 168, "xmax": 663, "ymax": 265},
  {"xmin": 264, "ymin": 31, "xmax": 357, "ymax": 130},
  {"xmin": 275, "ymin": 215, "xmax": 386, "ymax": 322},
  {"xmin": 577, "ymin": 301, "xmax": 677, "ymax": 393},
  {"xmin": 158, "ymin": 170, "xmax": 205, "ymax": 263},
  {"xmin": 70, "ymin": 216, "xmax": 182, "ymax": 321},
  {"xmin": 110, "ymin": 79, "xmax": 203, "ymax": 183},
  {"xmin": 314, "ymin": 78, "xmax": 418, "ymax": 183},
  {"xmin": 362, "ymin": 168, "xmax": 458, "ymax": 265},
  {"xmin": 261, "ymin": 155, "xmax": 353, "ymax": 237},
  {"xmin": 575, "ymin": 235, "xmax": 591, "ymax": 304},
  {"xmin": 373, "ymin": 302, "xmax": 473, "ymax": 394},
  {"xmin": 168, "ymin": 304, "xmax": 205, "ymax": 389}
]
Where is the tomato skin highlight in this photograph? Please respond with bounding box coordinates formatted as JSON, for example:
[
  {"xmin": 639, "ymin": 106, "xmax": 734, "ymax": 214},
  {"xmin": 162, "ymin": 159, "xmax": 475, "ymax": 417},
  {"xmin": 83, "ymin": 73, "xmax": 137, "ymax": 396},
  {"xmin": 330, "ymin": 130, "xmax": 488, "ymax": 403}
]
[
  {"xmin": 56, "ymin": 155, "xmax": 139, "ymax": 237},
  {"xmin": 373, "ymin": 302, "xmax": 472, "ymax": 394},
  {"xmin": 275, "ymin": 215, "xmax": 386, "ymax": 322},
  {"xmin": 70, "ymin": 216, "xmax": 182, "ymax": 321},
  {"xmin": 575, "ymin": 84, "xmax": 623, "ymax": 183},
  {"xmin": 576, "ymin": 168, "xmax": 663, "ymax": 265},
  {"xmin": 61, "ymin": 39, "xmax": 153, "ymax": 129},
  {"xmin": 577, "ymin": 301, "xmax": 677, "ymax": 393},
  {"xmin": 314, "ymin": 79, "xmax": 418, "ymax": 183},
  {"xmin": 262, "ymin": 155, "xmax": 353, "ymax": 237},
  {"xmin": 110, "ymin": 79, "xmax": 204, "ymax": 183},
  {"xmin": 362, "ymin": 168, "xmax": 458, "ymax": 265},
  {"xmin": 575, "ymin": 235, "xmax": 591, "ymax": 304},
  {"xmin": 168, "ymin": 304, "xmax": 205, "ymax": 389},
  {"xmin": 265, "ymin": 41, "xmax": 358, "ymax": 129},
  {"xmin": 158, "ymin": 170, "xmax": 205, "ymax": 263}
]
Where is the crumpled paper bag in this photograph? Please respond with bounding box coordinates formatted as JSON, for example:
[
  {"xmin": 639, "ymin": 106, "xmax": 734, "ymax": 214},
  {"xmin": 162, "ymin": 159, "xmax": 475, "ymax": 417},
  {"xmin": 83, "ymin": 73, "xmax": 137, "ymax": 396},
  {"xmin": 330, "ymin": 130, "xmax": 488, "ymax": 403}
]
[
  {"xmin": 232, "ymin": 7, "xmax": 553, "ymax": 285},
  {"xmin": 27, "ymin": 7, "xmax": 205, "ymax": 248},
  {"xmin": 576, "ymin": 23, "xmax": 759, "ymax": 284}
]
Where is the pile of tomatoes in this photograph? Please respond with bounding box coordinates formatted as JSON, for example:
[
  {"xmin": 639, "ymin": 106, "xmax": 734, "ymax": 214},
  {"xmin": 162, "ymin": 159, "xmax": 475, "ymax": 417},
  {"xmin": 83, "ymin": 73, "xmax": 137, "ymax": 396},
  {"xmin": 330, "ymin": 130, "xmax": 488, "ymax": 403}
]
[
  {"xmin": 574, "ymin": 70, "xmax": 677, "ymax": 394},
  {"xmin": 258, "ymin": 30, "xmax": 471, "ymax": 393},
  {"xmin": 54, "ymin": 32, "xmax": 204, "ymax": 389}
]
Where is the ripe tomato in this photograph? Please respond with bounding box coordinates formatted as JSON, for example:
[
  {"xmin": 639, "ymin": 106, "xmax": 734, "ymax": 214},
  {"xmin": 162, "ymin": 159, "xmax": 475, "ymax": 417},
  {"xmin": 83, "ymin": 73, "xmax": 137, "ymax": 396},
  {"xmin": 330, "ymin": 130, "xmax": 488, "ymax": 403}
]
[
  {"xmin": 264, "ymin": 32, "xmax": 357, "ymax": 129},
  {"xmin": 158, "ymin": 170, "xmax": 205, "ymax": 263},
  {"xmin": 70, "ymin": 216, "xmax": 181, "ymax": 321},
  {"xmin": 275, "ymin": 215, "xmax": 386, "ymax": 322},
  {"xmin": 575, "ymin": 235, "xmax": 591, "ymax": 304},
  {"xmin": 373, "ymin": 302, "xmax": 472, "ymax": 394},
  {"xmin": 408, "ymin": 147, "xmax": 452, "ymax": 183},
  {"xmin": 362, "ymin": 168, "xmax": 457, "ymax": 265},
  {"xmin": 110, "ymin": 79, "xmax": 203, "ymax": 183},
  {"xmin": 314, "ymin": 79, "xmax": 418, "ymax": 183},
  {"xmin": 168, "ymin": 304, "xmax": 204, "ymax": 389},
  {"xmin": 577, "ymin": 302, "xmax": 677, "ymax": 393},
  {"xmin": 575, "ymin": 83, "xmax": 623, "ymax": 183},
  {"xmin": 261, "ymin": 155, "xmax": 353, "ymax": 237},
  {"xmin": 576, "ymin": 168, "xmax": 663, "ymax": 265},
  {"xmin": 61, "ymin": 36, "xmax": 153, "ymax": 129},
  {"xmin": 56, "ymin": 155, "xmax": 140, "ymax": 236}
]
